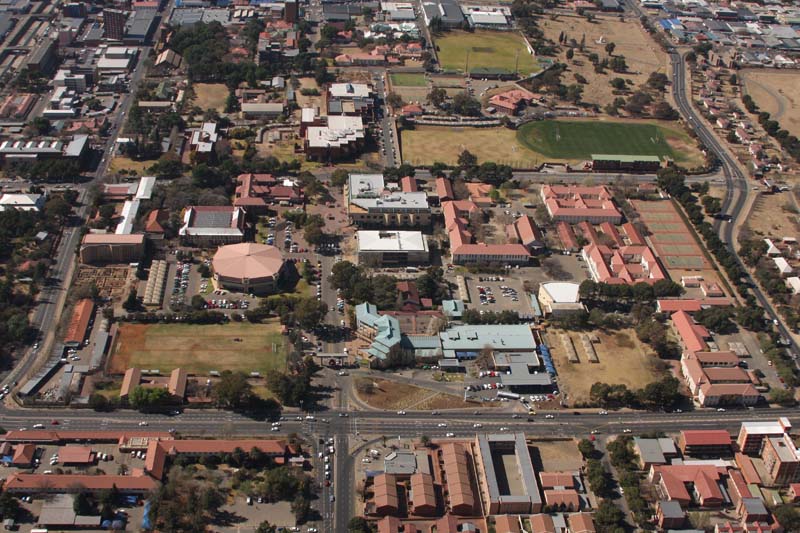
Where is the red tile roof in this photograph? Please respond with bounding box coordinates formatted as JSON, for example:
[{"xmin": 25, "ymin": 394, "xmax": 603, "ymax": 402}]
[
  {"xmin": 11, "ymin": 444, "xmax": 35, "ymax": 465},
  {"xmin": 539, "ymin": 471, "xmax": 576, "ymax": 489},
  {"xmin": 2, "ymin": 430, "xmax": 172, "ymax": 443},
  {"xmin": 544, "ymin": 489, "xmax": 580, "ymax": 509},
  {"xmin": 672, "ymin": 310, "xmax": 709, "ymax": 353},
  {"xmin": 681, "ymin": 430, "xmax": 731, "ymax": 447},
  {"xmin": 529, "ymin": 514, "xmax": 556, "ymax": 533},
  {"xmin": 436, "ymin": 177, "xmax": 454, "ymax": 201},
  {"xmin": 410, "ymin": 472, "xmax": 436, "ymax": 513},
  {"xmin": 373, "ymin": 473, "xmax": 399, "ymax": 513},
  {"xmin": 735, "ymin": 453, "xmax": 762, "ymax": 485},
  {"xmin": 4, "ymin": 473, "xmax": 158, "ymax": 493},
  {"xmin": 569, "ymin": 513, "xmax": 596, "ymax": 533},
  {"xmin": 440, "ymin": 442, "xmax": 475, "ymax": 514},
  {"xmin": 58, "ymin": 446, "xmax": 95, "ymax": 464},
  {"xmin": 494, "ymin": 514, "xmax": 521, "ymax": 533},
  {"xmin": 557, "ymin": 222, "xmax": 579, "ymax": 251},
  {"xmin": 541, "ymin": 185, "xmax": 622, "ymax": 222},
  {"xmin": 64, "ymin": 299, "xmax": 95, "ymax": 346},
  {"xmin": 400, "ymin": 176, "xmax": 417, "ymax": 192}
]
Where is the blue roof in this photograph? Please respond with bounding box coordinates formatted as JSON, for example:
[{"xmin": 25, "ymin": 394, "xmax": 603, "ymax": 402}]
[{"xmin": 442, "ymin": 299, "xmax": 465, "ymax": 318}]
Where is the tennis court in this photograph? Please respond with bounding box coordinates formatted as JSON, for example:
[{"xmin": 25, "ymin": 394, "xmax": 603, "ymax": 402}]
[
  {"xmin": 644, "ymin": 222, "xmax": 687, "ymax": 232},
  {"xmin": 661, "ymin": 256, "xmax": 707, "ymax": 269},
  {"xmin": 652, "ymin": 233, "xmax": 693, "ymax": 243},
  {"xmin": 655, "ymin": 243, "xmax": 701, "ymax": 255}
]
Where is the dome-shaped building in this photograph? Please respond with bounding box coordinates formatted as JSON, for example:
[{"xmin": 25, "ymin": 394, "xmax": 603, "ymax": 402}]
[{"xmin": 212, "ymin": 243, "xmax": 286, "ymax": 294}]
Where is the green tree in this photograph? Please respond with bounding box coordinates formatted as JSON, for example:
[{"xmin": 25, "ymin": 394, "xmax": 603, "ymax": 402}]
[
  {"xmin": 594, "ymin": 499, "xmax": 625, "ymax": 530},
  {"xmin": 610, "ymin": 78, "xmax": 626, "ymax": 90},
  {"xmin": 74, "ymin": 492, "xmax": 93, "ymax": 515},
  {"xmin": 566, "ymin": 48, "xmax": 574, "ymax": 60},
  {"xmin": 294, "ymin": 297, "xmax": 327, "ymax": 330},
  {"xmin": 0, "ymin": 491, "xmax": 19, "ymax": 519},
  {"xmin": 605, "ymin": 42, "xmax": 616, "ymax": 55},
  {"xmin": 385, "ymin": 92, "xmax": 403, "ymax": 108},
  {"xmin": 225, "ymin": 91, "xmax": 240, "ymax": 113},
  {"xmin": 129, "ymin": 386, "xmax": 173, "ymax": 412},
  {"xmin": 191, "ymin": 294, "xmax": 207, "ymax": 310},
  {"xmin": 256, "ymin": 521, "xmax": 277, "ymax": 533},
  {"xmin": 348, "ymin": 516, "xmax": 374, "ymax": 533},
  {"xmin": 212, "ymin": 370, "xmax": 254, "ymax": 409},
  {"xmin": 123, "ymin": 289, "xmax": 140, "ymax": 312},
  {"xmin": 457, "ymin": 150, "xmax": 478, "ymax": 169},
  {"xmin": 452, "ymin": 92, "xmax": 481, "ymax": 116},
  {"xmin": 769, "ymin": 388, "xmax": 796, "ymax": 407},
  {"xmin": 331, "ymin": 168, "xmax": 349, "ymax": 188},
  {"xmin": 773, "ymin": 505, "xmax": 800, "ymax": 531},
  {"xmin": 427, "ymin": 87, "xmax": 447, "ymax": 108},
  {"xmin": 577, "ymin": 438, "xmax": 596, "ymax": 459}
]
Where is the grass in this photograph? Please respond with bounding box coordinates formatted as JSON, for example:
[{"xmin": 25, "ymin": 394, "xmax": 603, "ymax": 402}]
[
  {"xmin": 517, "ymin": 120, "xmax": 683, "ymax": 161},
  {"xmin": 355, "ymin": 378, "xmax": 480, "ymax": 410},
  {"xmin": 109, "ymin": 157, "xmax": 154, "ymax": 175},
  {"xmin": 192, "ymin": 83, "xmax": 229, "ymax": 112},
  {"xmin": 547, "ymin": 329, "xmax": 661, "ymax": 405},
  {"xmin": 435, "ymin": 30, "xmax": 538, "ymax": 75},
  {"xmin": 401, "ymin": 126, "xmax": 542, "ymax": 168},
  {"xmin": 390, "ymin": 73, "xmax": 426, "ymax": 87},
  {"xmin": 109, "ymin": 321, "xmax": 287, "ymax": 376}
]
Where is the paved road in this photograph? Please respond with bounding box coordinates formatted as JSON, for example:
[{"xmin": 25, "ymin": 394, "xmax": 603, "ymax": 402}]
[{"xmin": 669, "ymin": 51, "xmax": 800, "ymax": 360}]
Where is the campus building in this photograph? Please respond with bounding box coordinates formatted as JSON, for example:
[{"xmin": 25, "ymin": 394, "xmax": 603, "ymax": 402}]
[
  {"xmin": 347, "ymin": 174, "xmax": 431, "ymax": 228},
  {"xmin": 212, "ymin": 243, "xmax": 287, "ymax": 294},
  {"xmin": 304, "ymin": 114, "xmax": 366, "ymax": 162},
  {"xmin": 506, "ymin": 215, "xmax": 545, "ymax": 253},
  {"xmin": 79, "ymin": 233, "xmax": 144, "ymax": 264},
  {"xmin": 737, "ymin": 419, "xmax": 793, "ymax": 455},
  {"xmin": 474, "ymin": 433, "xmax": 542, "ymax": 515},
  {"xmin": 582, "ymin": 243, "xmax": 668, "ymax": 285},
  {"xmin": 761, "ymin": 434, "xmax": 800, "ymax": 486},
  {"xmin": 356, "ymin": 230, "xmax": 429, "ymax": 266},
  {"xmin": 179, "ymin": 206, "xmax": 246, "ymax": 247},
  {"xmin": 233, "ymin": 173, "xmax": 304, "ymax": 214},
  {"xmin": 444, "ymin": 200, "xmax": 530, "ymax": 265},
  {"xmin": 540, "ymin": 185, "xmax": 622, "ymax": 224},
  {"xmin": 537, "ymin": 282, "xmax": 585, "ymax": 316}
]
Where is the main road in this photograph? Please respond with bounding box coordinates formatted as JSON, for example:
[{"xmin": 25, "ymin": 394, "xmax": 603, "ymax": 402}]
[{"xmin": 669, "ymin": 50, "xmax": 800, "ymax": 357}]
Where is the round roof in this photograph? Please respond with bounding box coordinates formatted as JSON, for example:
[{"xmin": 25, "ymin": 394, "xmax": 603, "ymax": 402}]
[{"xmin": 212, "ymin": 243, "xmax": 285, "ymax": 281}]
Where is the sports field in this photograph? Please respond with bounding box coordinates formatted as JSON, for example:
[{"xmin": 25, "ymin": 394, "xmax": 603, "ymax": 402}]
[
  {"xmin": 516, "ymin": 120, "xmax": 692, "ymax": 162},
  {"xmin": 435, "ymin": 31, "xmax": 538, "ymax": 75},
  {"xmin": 390, "ymin": 73, "xmax": 426, "ymax": 87},
  {"xmin": 109, "ymin": 321, "xmax": 287, "ymax": 375}
]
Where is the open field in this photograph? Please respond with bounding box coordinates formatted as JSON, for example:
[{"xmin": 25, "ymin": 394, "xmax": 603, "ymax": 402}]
[
  {"xmin": 530, "ymin": 440, "xmax": 584, "ymax": 472},
  {"xmin": 538, "ymin": 14, "xmax": 666, "ymax": 108},
  {"xmin": 192, "ymin": 83, "xmax": 229, "ymax": 112},
  {"xmin": 517, "ymin": 119, "xmax": 697, "ymax": 163},
  {"xmin": 435, "ymin": 30, "xmax": 538, "ymax": 76},
  {"xmin": 546, "ymin": 328, "xmax": 660, "ymax": 404},
  {"xmin": 355, "ymin": 378, "xmax": 479, "ymax": 410},
  {"xmin": 294, "ymin": 77, "xmax": 324, "ymax": 112},
  {"xmin": 109, "ymin": 321, "xmax": 287, "ymax": 375},
  {"xmin": 741, "ymin": 69, "xmax": 800, "ymax": 138},
  {"xmin": 401, "ymin": 126, "xmax": 542, "ymax": 167},
  {"xmin": 109, "ymin": 156, "xmax": 154, "ymax": 175},
  {"xmin": 390, "ymin": 73, "xmax": 426, "ymax": 87},
  {"xmin": 742, "ymin": 191, "xmax": 800, "ymax": 239},
  {"xmin": 401, "ymin": 119, "xmax": 702, "ymax": 167}
]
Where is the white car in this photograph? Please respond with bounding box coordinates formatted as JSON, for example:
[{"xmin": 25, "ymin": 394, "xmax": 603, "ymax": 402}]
[
  {"xmin": 545, "ymin": 414, "xmax": 555, "ymax": 419},
  {"xmin": 473, "ymin": 423, "xmax": 483, "ymax": 428},
  {"xmin": 599, "ymin": 410, "xmax": 608, "ymax": 415},
  {"xmin": 445, "ymin": 432, "xmax": 455, "ymax": 437},
  {"xmin": 397, "ymin": 410, "xmax": 406, "ymax": 415},
  {"xmin": 622, "ymin": 429, "xmax": 632, "ymax": 433},
  {"xmin": 499, "ymin": 427, "xmax": 509, "ymax": 431},
  {"xmin": 138, "ymin": 421, "xmax": 148, "ymax": 426},
  {"xmin": 437, "ymin": 423, "xmax": 447, "ymax": 428}
]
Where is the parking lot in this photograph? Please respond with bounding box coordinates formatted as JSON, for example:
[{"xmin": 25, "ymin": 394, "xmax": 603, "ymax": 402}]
[{"xmin": 462, "ymin": 274, "xmax": 535, "ymax": 316}]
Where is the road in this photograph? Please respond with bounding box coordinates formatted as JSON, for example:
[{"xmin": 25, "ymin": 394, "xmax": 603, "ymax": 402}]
[{"xmin": 669, "ymin": 50, "xmax": 800, "ymax": 359}]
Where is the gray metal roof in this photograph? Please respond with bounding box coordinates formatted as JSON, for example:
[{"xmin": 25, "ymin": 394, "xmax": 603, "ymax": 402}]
[{"xmin": 476, "ymin": 433, "xmax": 542, "ymax": 509}]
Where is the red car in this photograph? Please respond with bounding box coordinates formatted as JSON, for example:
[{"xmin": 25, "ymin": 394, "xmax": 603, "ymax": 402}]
[{"xmin": 51, "ymin": 420, "xmax": 59, "ymax": 425}]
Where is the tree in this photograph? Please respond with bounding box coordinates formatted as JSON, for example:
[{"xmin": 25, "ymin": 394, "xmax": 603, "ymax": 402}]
[
  {"xmin": 577, "ymin": 438, "xmax": 596, "ymax": 459},
  {"xmin": 129, "ymin": 386, "xmax": 173, "ymax": 412},
  {"xmin": 385, "ymin": 92, "xmax": 403, "ymax": 109},
  {"xmin": 653, "ymin": 101, "xmax": 679, "ymax": 120},
  {"xmin": 419, "ymin": 435, "xmax": 431, "ymax": 448},
  {"xmin": 349, "ymin": 517, "xmax": 374, "ymax": 533},
  {"xmin": 773, "ymin": 505, "xmax": 800, "ymax": 531},
  {"xmin": 605, "ymin": 42, "xmax": 616, "ymax": 55},
  {"xmin": 304, "ymin": 224, "xmax": 325, "ymax": 245},
  {"xmin": 88, "ymin": 393, "xmax": 112, "ymax": 412},
  {"xmin": 610, "ymin": 78, "xmax": 626, "ymax": 91},
  {"xmin": 457, "ymin": 150, "xmax": 478, "ymax": 169},
  {"xmin": 610, "ymin": 55, "xmax": 627, "ymax": 72},
  {"xmin": 565, "ymin": 48, "xmax": 574, "ymax": 60},
  {"xmin": 28, "ymin": 117, "xmax": 51, "ymax": 135},
  {"xmin": 191, "ymin": 294, "xmax": 207, "ymax": 310},
  {"xmin": 291, "ymin": 495, "xmax": 311, "ymax": 524},
  {"xmin": 770, "ymin": 388, "xmax": 796, "ymax": 407},
  {"xmin": 0, "ymin": 492, "xmax": 18, "ymax": 519},
  {"xmin": 123, "ymin": 289, "xmax": 140, "ymax": 312},
  {"xmin": 427, "ymin": 87, "xmax": 447, "ymax": 108},
  {"xmin": 647, "ymin": 72, "xmax": 669, "ymax": 91},
  {"xmin": 256, "ymin": 521, "xmax": 277, "ymax": 533},
  {"xmin": 225, "ymin": 91, "xmax": 240, "ymax": 113},
  {"xmin": 594, "ymin": 500, "xmax": 625, "ymax": 530},
  {"xmin": 74, "ymin": 492, "xmax": 93, "ymax": 515},
  {"xmin": 294, "ymin": 297, "xmax": 327, "ymax": 330},
  {"xmin": 331, "ymin": 168, "xmax": 349, "ymax": 188},
  {"xmin": 452, "ymin": 92, "xmax": 481, "ymax": 116},
  {"xmin": 212, "ymin": 370, "xmax": 254, "ymax": 409}
]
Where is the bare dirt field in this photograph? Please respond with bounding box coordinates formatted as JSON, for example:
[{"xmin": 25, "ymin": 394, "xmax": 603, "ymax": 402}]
[
  {"xmin": 538, "ymin": 14, "xmax": 667, "ymax": 108},
  {"xmin": 530, "ymin": 440, "xmax": 584, "ymax": 472},
  {"xmin": 742, "ymin": 190, "xmax": 800, "ymax": 239},
  {"xmin": 109, "ymin": 156, "xmax": 154, "ymax": 175},
  {"xmin": 192, "ymin": 83, "xmax": 229, "ymax": 113},
  {"xmin": 294, "ymin": 77, "xmax": 324, "ymax": 113},
  {"xmin": 546, "ymin": 328, "xmax": 661, "ymax": 404},
  {"xmin": 355, "ymin": 378, "xmax": 479, "ymax": 410},
  {"xmin": 741, "ymin": 69, "xmax": 800, "ymax": 138}
]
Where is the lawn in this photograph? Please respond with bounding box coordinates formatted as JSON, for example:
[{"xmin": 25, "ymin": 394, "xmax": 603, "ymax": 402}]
[
  {"xmin": 547, "ymin": 329, "xmax": 662, "ymax": 405},
  {"xmin": 109, "ymin": 156, "xmax": 155, "ymax": 175},
  {"xmin": 517, "ymin": 120, "xmax": 687, "ymax": 161},
  {"xmin": 401, "ymin": 126, "xmax": 542, "ymax": 168},
  {"xmin": 390, "ymin": 73, "xmax": 427, "ymax": 87},
  {"xmin": 192, "ymin": 83, "xmax": 229, "ymax": 112},
  {"xmin": 355, "ymin": 378, "xmax": 482, "ymax": 410},
  {"xmin": 109, "ymin": 321, "xmax": 286, "ymax": 375},
  {"xmin": 435, "ymin": 30, "xmax": 538, "ymax": 76}
]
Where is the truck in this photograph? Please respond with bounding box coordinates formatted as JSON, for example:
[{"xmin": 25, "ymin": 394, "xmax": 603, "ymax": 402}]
[{"xmin": 497, "ymin": 391, "xmax": 521, "ymax": 400}]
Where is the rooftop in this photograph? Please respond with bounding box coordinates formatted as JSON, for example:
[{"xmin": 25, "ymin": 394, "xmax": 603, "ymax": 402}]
[{"xmin": 357, "ymin": 230, "xmax": 428, "ymax": 252}]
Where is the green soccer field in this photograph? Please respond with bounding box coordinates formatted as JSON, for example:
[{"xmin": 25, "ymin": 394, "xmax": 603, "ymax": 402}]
[
  {"xmin": 516, "ymin": 120, "xmax": 686, "ymax": 161},
  {"xmin": 390, "ymin": 73, "xmax": 427, "ymax": 87},
  {"xmin": 110, "ymin": 321, "xmax": 287, "ymax": 376},
  {"xmin": 435, "ymin": 30, "xmax": 538, "ymax": 75}
]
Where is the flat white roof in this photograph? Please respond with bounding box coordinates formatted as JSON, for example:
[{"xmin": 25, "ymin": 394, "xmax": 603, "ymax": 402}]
[
  {"xmin": 329, "ymin": 83, "xmax": 372, "ymax": 99},
  {"xmin": 540, "ymin": 282, "xmax": 580, "ymax": 303},
  {"xmin": 135, "ymin": 176, "xmax": 155, "ymax": 200},
  {"xmin": 357, "ymin": 230, "xmax": 428, "ymax": 252},
  {"xmin": 115, "ymin": 199, "xmax": 140, "ymax": 235}
]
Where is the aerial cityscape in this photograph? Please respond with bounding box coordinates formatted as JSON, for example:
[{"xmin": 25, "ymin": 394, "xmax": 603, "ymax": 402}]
[{"xmin": 0, "ymin": 0, "xmax": 799, "ymax": 531}]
